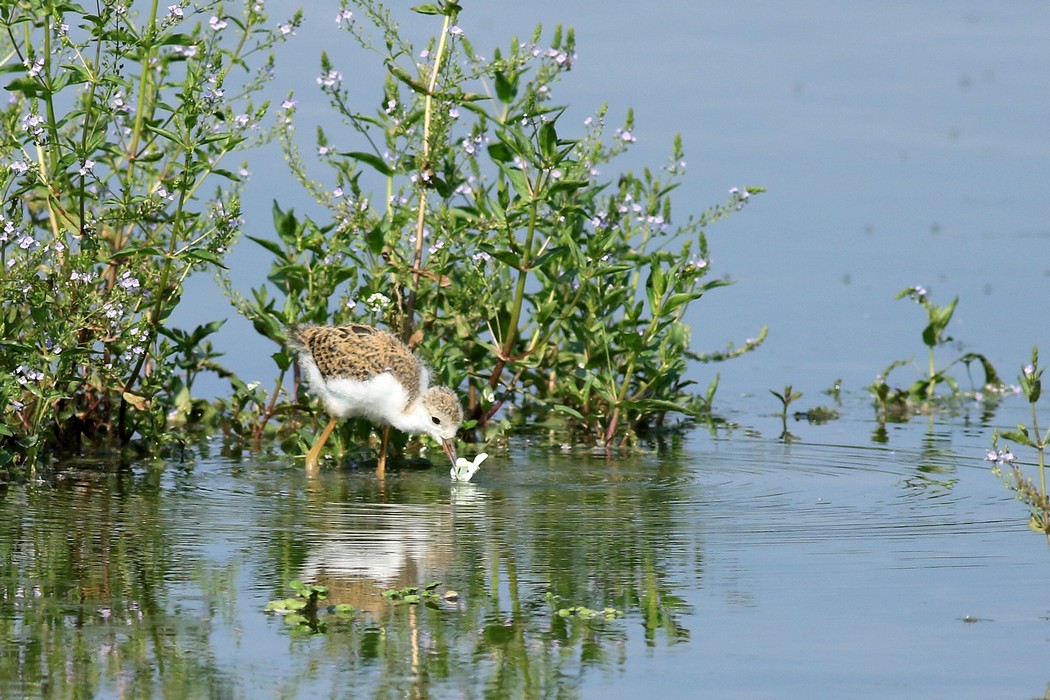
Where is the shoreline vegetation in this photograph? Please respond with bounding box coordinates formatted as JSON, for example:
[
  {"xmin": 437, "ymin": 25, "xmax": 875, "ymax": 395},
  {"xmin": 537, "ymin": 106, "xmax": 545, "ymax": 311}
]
[
  {"xmin": 0, "ymin": 0, "xmax": 764, "ymax": 471},
  {"xmin": 1, "ymin": 1, "xmax": 1046, "ymax": 543}
]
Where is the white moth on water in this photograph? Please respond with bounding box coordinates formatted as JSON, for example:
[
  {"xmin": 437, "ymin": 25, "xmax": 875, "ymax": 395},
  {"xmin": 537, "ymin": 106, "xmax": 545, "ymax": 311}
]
[{"xmin": 451, "ymin": 452, "xmax": 486, "ymax": 482}]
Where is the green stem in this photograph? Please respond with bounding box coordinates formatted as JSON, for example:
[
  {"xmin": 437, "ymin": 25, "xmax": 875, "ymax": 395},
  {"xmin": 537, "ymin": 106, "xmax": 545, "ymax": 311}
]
[
  {"xmin": 1033, "ymin": 400, "xmax": 1046, "ymax": 507},
  {"xmin": 502, "ymin": 200, "xmax": 539, "ymax": 359},
  {"xmin": 927, "ymin": 346, "xmax": 936, "ymax": 400}
]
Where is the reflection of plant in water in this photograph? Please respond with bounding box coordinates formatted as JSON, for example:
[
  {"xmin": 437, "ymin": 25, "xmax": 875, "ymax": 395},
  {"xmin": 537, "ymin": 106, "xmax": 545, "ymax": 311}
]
[
  {"xmin": 0, "ymin": 472, "xmax": 242, "ymax": 697},
  {"xmin": 990, "ymin": 347, "xmax": 1050, "ymax": 542}
]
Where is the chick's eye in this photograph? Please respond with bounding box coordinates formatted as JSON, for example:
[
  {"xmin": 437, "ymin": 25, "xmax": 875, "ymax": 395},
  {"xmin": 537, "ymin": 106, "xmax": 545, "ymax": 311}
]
[{"xmin": 431, "ymin": 416, "xmax": 441, "ymax": 425}]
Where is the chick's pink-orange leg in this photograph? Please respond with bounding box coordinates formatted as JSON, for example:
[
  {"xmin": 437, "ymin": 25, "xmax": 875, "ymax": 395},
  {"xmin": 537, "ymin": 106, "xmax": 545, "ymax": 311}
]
[
  {"xmin": 376, "ymin": 424, "xmax": 390, "ymax": 479},
  {"xmin": 305, "ymin": 418, "xmax": 339, "ymax": 475}
]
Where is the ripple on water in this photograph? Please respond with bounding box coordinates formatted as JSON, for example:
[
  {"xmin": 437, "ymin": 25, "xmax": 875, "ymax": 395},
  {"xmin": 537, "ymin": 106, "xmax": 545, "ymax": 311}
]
[{"xmin": 684, "ymin": 437, "xmax": 1023, "ymax": 556}]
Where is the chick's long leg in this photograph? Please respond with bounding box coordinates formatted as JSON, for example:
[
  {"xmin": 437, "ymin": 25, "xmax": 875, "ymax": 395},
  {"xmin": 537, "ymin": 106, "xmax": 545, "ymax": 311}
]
[
  {"xmin": 376, "ymin": 424, "xmax": 390, "ymax": 479},
  {"xmin": 305, "ymin": 417, "xmax": 339, "ymax": 475}
]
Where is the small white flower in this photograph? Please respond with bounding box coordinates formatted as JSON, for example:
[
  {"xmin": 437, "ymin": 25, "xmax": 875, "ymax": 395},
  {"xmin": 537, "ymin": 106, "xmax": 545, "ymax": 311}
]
[
  {"xmin": 365, "ymin": 293, "xmax": 390, "ymax": 314},
  {"xmin": 317, "ymin": 70, "xmax": 343, "ymax": 88},
  {"xmin": 452, "ymin": 453, "xmax": 486, "ymax": 482},
  {"xmin": 209, "ymin": 16, "xmax": 227, "ymax": 30}
]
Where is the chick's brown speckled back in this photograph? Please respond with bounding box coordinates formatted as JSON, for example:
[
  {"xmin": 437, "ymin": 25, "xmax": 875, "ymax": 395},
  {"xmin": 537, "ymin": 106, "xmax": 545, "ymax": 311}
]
[{"xmin": 292, "ymin": 324, "xmax": 423, "ymax": 403}]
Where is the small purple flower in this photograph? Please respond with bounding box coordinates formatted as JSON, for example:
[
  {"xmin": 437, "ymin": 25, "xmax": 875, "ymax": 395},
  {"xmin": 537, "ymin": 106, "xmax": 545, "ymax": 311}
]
[{"xmin": 985, "ymin": 448, "xmax": 1015, "ymax": 464}]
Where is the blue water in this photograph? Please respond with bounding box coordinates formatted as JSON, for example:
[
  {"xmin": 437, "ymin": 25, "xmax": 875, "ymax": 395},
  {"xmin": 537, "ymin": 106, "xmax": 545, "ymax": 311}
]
[{"xmin": 5, "ymin": 394, "xmax": 1048, "ymax": 698}]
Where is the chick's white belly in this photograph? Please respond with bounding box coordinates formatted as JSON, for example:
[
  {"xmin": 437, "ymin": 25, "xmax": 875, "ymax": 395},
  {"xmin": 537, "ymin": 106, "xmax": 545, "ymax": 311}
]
[{"xmin": 316, "ymin": 374, "xmax": 410, "ymax": 422}]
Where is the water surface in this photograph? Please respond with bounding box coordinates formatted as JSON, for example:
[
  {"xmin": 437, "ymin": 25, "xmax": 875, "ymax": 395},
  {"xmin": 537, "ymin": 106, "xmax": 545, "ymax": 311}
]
[{"xmin": 3, "ymin": 395, "xmax": 1048, "ymax": 698}]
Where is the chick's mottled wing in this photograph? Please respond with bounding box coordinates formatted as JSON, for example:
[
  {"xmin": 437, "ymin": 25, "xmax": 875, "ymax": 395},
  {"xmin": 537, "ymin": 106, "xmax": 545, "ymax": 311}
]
[{"xmin": 296, "ymin": 324, "xmax": 421, "ymax": 401}]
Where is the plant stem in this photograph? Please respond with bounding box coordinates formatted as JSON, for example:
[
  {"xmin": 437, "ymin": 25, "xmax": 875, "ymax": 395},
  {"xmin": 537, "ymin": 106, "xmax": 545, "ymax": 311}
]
[
  {"xmin": 927, "ymin": 346, "xmax": 936, "ymax": 400},
  {"xmin": 1032, "ymin": 400, "xmax": 1046, "ymax": 520},
  {"xmin": 405, "ymin": 8, "xmax": 455, "ymax": 339}
]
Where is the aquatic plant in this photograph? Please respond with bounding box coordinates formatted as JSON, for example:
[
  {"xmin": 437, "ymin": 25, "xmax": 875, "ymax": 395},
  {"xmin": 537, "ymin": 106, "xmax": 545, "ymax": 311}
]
[
  {"xmin": 546, "ymin": 592, "xmax": 624, "ymax": 621},
  {"xmin": 265, "ymin": 581, "xmax": 355, "ymax": 634},
  {"xmin": 0, "ymin": 0, "xmax": 296, "ymax": 469},
  {"xmin": 868, "ymin": 287, "xmax": 1000, "ymax": 421},
  {"xmin": 382, "ymin": 580, "xmax": 446, "ymax": 605},
  {"xmin": 231, "ymin": 0, "xmax": 766, "ymax": 457},
  {"xmin": 990, "ymin": 347, "xmax": 1050, "ymax": 541},
  {"xmin": 770, "ymin": 384, "xmax": 802, "ymax": 441}
]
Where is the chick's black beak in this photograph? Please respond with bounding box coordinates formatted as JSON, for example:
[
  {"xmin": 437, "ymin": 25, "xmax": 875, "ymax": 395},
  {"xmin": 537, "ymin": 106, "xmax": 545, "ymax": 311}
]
[{"xmin": 442, "ymin": 438, "xmax": 457, "ymax": 466}]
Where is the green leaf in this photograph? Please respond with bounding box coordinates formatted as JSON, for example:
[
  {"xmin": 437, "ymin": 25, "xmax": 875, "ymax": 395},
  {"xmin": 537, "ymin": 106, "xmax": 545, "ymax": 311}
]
[
  {"xmin": 144, "ymin": 122, "xmax": 180, "ymax": 143},
  {"xmin": 664, "ymin": 291, "xmax": 703, "ymax": 313},
  {"xmin": 182, "ymin": 249, "xmax": 227, "ymax": 268},
  {"xmin": 502, "ymin": 166, "xmax": 531, "ymax": 199},
  {"xmin": 385, "ymin": 61, "xmax": 428, "ymax": 94},
  {"xmin": 494, "ymin": 71, "xmax": 517, "ymax": 103},
  {"xmin": 247, "ymin": 234, "xmax": 285, "ymax": 258},
  {"xmin": 921, "ymin": 322, "xmax": 937, "ymax": 348},
  {"xmin": 548, "ymin": 179, "xmax": 589, "ymax": 195},
  {"xmin": 487, "ymin": 142, "xmax": 514, "ymax": 163},
  {"xmin": 273, "ymin": 201, "xmax": 299, "ymax": 244},
  {"xmin": 105, "ymin": 244, "xmax": 165, "ymax": 261},
  {"xmin": 552, "ymin": 404, "xmax": 585, "ymax": 420},
  {"xmin": 272, "ymin": 351, "xmax": 293, "ymax": 371},
  {"xmin": 339, "ymin": 150, "xmax": 394, "ymax": 176},
  {"xmin": 158, "ymin": 32, "xmax": 197, "ymax": 46},
  {"xmin": 365, "ymin": 222, "xmax": 386, "ymax": 255},
  {"xmin": 486, "ymin": 248, "xmax": 523, "ymax": 271},
  {"xmin": 410, "ymin": 3, "xmax": 442, "ymax": 14},
  {"xmin": 5, "ymin": 77, "xmax": 46, "ymax": 98},
  {"xmin": 999, "ymin": 429, "xmax": 1035, "ymax": 447},
  {"xmin": 539, "ymin": 121, "xmax": 557, "ymax": 160}
]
